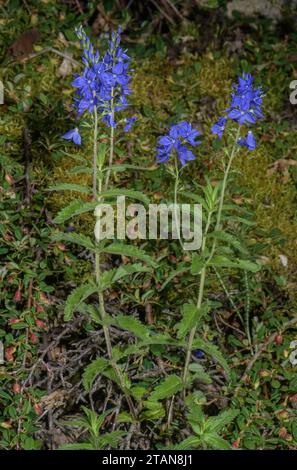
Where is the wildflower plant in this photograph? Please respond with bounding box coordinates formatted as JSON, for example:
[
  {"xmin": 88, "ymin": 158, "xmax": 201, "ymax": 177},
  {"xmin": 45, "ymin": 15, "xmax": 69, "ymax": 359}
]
[
  {"xmin": 52, "ymin": 26, "xmax": 155, "ymax": 420},
  {"xmin": 156, "ymin": 73, "xmax": 263, "ymax": 388}
]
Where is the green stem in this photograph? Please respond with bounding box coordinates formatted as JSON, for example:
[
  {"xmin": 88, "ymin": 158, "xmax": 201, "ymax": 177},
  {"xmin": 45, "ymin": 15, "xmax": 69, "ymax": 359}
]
[
  {"xmin": 173, "ymin": 156, "xmax": 184, "ymax": 250},
  {"xmin": 93, "ymin": 106, "xmax": 137, "ymax": 419},
  {"xmin": 244, "ymin": 270, "xmax": 253, "ymax": 352},
  {"xmin": 182, "ymin": 126, "xmax": 241, "ymax": 388}
]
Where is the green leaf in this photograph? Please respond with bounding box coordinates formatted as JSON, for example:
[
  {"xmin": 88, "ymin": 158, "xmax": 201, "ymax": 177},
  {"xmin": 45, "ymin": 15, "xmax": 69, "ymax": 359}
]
[
  {"xmin": 203, "ymin": 433, "xmax": 231, "ymax": 450},
  {"xmin": 208, "ymin": 230, "xmax": 248, "ymax": 254},
  {"xmin": 117, "ymin": 412, "xmax": 134, "ymax": 424},
  {"xmin": 116, "ymin": 315, "xmax": 151, "ymax": 339},
  {"xmin": 205, "ymin": 409, "xmax": 240, "ymax": 433},
  {"xmin": 69, "ymin": 166, "xmax": 92, "ymax": 175},
  {"xmin": 112, "ymin": 263, "xmax": 151, "ymax": 283},
  {"xmin": 48, "ymin": 183, "xmax": 91, "ymax": 194},
  {"xmin": 176, "ymin": 303, "xmax": 208, "ymax": 339},
  {"xmin": 98, "ymin": 188, "xmax": 150, "ymax": 205},
  {"xmin": 140, "ymin": 401, "xmax": 165, "ymax": 420},
  {"xmin": 150, "ymin": 374, "xmax": 183, "ymax": 401},
  {"xmin": 98, "ymin": 263, "xmax": 150, "ymax": 291},
  {"xmin": 104, "ymin": 163, "xmax": 157, "ymax": 173},
  {"xmin": 51, "ymin": 232, "xmax": 95, "ymax": 250},
  {"xmin": 99, "ymin": 431, "xmax": 126, "ymax": 449},
  {"xmin": 82, "ymin": 357, "xmax": 109, "ymax": 391},
  {"xmin": 188, "ymin": 363, "xmax": 212, "ymax": 384},
  {"xmin": 53, "ymin": 200, "xmax": 98, "ymax": 224},
  {"xmin": 192, "ymin": 338, "xmax": 231, "ymax": 378},
  {"xmin": 170, "ymin": 436, "xmax": 201, "ymax": 450},
  {"xmin": 64, "ymin": 283, "xmax": 97, "ymax": 321},
  {"xmin": 191, "ymin": 253, "xmax": 205, "ymax": 275},
  {"xmin": 104, "ymin": 242, "xmax": 157, "ymax": 267},
  {"xmin": 58, "ymin": 443, "xmax": 94, "ymax": 450}
]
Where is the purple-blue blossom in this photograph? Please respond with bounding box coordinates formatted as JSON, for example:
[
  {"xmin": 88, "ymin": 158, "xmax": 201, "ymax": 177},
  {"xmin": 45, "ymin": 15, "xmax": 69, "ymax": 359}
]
[
  {"xmin": 62, "ymin": 128, "xmax": 81, "ymax": 146},
  {"xmin": 63, "ymin": 25, "xmax": 133, "ymax": 144},
  {"xmin": 211, "ymin": 117, "xmax": 227, "ymax": 139},
  {"xmin": 238, "ymin": 130, "xmax": 256, "ymax": 151},
  {"xmin": 211, "ymin": 72, "xmax": 263, "ymax": 150},
  {"xmin": 124, "ymin": 116, "xmax": 137, "ymax": 132},
  {"xmin": 156, "ymin": 121, "xmax": 202, "ymax": 167}
]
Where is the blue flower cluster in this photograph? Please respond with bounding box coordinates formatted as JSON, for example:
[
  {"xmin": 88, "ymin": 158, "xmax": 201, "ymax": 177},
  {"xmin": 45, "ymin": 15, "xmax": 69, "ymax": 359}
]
[
  {"xmin": 211, "ymin": 73, "xmax": 263, "ymax": 150},
  {"xmin": 63, "ymin": 26, "xmax": 136, "ymax": 145},
  {"xmin": 156, "ymin": 121, "xmax": 202, "ymax": 167}
]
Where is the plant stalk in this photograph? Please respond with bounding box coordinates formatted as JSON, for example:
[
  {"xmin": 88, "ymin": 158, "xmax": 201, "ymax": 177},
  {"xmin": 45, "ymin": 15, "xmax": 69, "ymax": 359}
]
[
  {"xmin": 182, "ymin": 126, "xmax": 241, "ymax": 387},
  {"xmin": 93, "ymin": 106, "xmax": 137, "ymax": 420}
]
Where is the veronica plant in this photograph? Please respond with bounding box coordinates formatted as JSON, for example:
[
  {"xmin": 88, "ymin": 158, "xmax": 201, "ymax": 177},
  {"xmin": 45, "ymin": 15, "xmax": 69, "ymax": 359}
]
[
  {"xmin": 51, "ymin": 27, "xmax": 156, "ymax": 420},
  {"xmin": 156, "ymin": 73, "xmax": 263, "ymax": 389}
]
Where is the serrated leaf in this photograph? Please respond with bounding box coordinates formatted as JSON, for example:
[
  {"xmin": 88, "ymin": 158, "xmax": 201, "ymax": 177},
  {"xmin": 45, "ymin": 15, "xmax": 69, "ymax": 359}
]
[
  {"xmin": 117, "ymin": 412, "xmax": 134, "ymax": 424},
  {"xmin": 53, "ymin": 200, "xmax": 98, "ymax": 224},
  {"xmin": 116, "ymin": 315, "xmax": 151, "ymax": 339},
  {"xmin": 48, "ymin": 183, "xmax": 91, "ymax": 194},
  {"xmin": 99, "ymin": 431, "xmax": 126, "ymax": 449},
  {"xmin": 104, "ymin": 163, "xmax": 156, "ymax": 173},
  {"xmin": 205, "ymin": 409, "xmax": 239, "ymax": 433},
  {"xmin": 191, "ymin": 253, "xmax": 205, "ymax": 275},
  {"xmin": 203, "ymin": 433, "xmax": 231, "ymax": 450},
  {"xmin": 58, "ymin": 443, "xmax": 94, "ymax": 450},
  {"xmin": 176, "ymin": 303, "xmax": 208, "ymax": 339},
  {"xmin": 208, "ymin": 230, "xmax": 247, "ymax": 254},
  {"xmin": 64, "ymin": 283, "xmax": 97, "ymax": 321},
  {"xmin": 140, "ymin": 401, "xmax": 165, "ymax": 421},
  {"xmin": 209, "ymin": 256, "xmax": 260, "ymax": 272},
  {"xmin": 51, "ymin": 232, "xmax": 95, "ymax": 250},
  {"xmin": 82, "ymin": 357, "xmax": 109, "ymax": 391},
  {"xmin": 98, "ymin": 188, "xmax": 150, "ymax": 205},
  {"xmin": 104, "ymin": 242, "xmax": 157, "ymax": 267},
  {"xmin": 150, "ymin": 374, "xmax": 183, "ymax": 401},
  {"xmin": 69, "ymin": 166, "xmax": 92, "ymax": 175},
  {"xmin": 169, "ymin": 436, "xmax": 200, "ymax": 450}
]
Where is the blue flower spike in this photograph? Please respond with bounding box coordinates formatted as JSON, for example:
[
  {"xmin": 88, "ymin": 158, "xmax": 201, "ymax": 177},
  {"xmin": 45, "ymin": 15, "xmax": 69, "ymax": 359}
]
[{"xmin": 211, "ymin": 72, "xmax": 263, "ymax": 151}]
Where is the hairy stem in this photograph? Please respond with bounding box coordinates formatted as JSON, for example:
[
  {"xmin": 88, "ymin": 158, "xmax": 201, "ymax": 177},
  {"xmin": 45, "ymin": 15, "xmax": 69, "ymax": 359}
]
[
  {"xmin": 173, "ymin": 156, "xmax": 184, "ymax": 250},
  {"xmin": 93, "ymin": 108, "xmax": 137, "ymax": 419},
  {"xmin": 182, "ymin": 126, "xmax": 241, "ymax": 388}
]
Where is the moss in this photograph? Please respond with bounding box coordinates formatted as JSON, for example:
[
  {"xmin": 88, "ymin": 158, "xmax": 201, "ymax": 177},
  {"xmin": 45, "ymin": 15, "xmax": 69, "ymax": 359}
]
[{"xmin": 235, "ymin": 144, "xmax": 297, "ymax": 291}]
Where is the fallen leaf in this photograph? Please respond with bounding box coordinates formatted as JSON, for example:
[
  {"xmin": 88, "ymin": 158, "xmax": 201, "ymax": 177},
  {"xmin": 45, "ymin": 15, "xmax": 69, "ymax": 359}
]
[{"xmin": 8, "ymin": 29, "xmax": 41, "ymax": 58}]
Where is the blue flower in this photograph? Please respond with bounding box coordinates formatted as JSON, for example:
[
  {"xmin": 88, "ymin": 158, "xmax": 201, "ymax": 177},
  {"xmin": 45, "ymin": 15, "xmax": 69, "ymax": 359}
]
[
  {"xmin": 211, "ymin": 73, "xmax": 263, "ymax": 150},
  {"xmin": 156, "ymin": 121, "xmax": 202, "ymax": 167},
  {"xmin": 124, "ymin": 116, "xmax": 137, "ymax": 132},
  {"xmin": 211, "ymin": 117, "xmax": 227, "ymax": 139},
  {"xmin": 62, "ymin": 128, "xmax": 81, "ymax": 145},
  {"xmin": 238, "ymin": 130, "xmax": 256, "ymax": 150}
]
